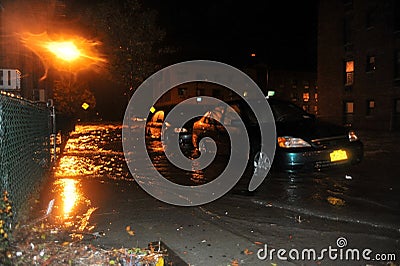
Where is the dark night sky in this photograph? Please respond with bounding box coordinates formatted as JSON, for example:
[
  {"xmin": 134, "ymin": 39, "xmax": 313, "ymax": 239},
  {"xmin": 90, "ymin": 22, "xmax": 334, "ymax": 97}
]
[
  {"xmin": 71, "ymin": 0, "xmax": 318, "ymax": 120},
  {"xmin": 144, "ymin": 0, "xmax": 318, "ymax": 70}
]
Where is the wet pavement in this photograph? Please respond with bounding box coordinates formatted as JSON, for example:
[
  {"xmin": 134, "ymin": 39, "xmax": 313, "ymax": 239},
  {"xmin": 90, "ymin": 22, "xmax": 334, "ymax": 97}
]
[{"xmin": 34, "ymin": 123, "xmax": 399, "ymax": 265}]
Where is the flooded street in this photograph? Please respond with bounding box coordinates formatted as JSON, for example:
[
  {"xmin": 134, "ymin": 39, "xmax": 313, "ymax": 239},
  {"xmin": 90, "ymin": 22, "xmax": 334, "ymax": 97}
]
[
  {"xmin": 46, "ymin": 123, "xmax": 400, "ymax": 234},
  {"xmin": 38, "ymin": 123, "xmax": 399, "ymax": 265}
]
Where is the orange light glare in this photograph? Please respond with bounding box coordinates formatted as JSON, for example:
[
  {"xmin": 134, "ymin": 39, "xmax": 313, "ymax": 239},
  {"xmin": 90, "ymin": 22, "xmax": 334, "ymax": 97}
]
[
  {"xmin": 55, "ymin": 178, "xmax": 80, "ymax": 218},
  {"xmin": 46, "ymin": 41, "xmax": 81, "ymax": 62}
]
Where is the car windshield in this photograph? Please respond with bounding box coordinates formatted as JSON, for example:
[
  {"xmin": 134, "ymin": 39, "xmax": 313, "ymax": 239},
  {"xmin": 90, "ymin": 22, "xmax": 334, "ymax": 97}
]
[{"xmin": 270, "ymin": 101, "xmax": 313, "ymax": 122}]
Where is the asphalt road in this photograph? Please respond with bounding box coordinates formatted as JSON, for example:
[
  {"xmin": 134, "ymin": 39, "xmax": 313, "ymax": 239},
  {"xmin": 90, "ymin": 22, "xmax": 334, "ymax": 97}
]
[{"xmin": 37, "ymin": 123, "xmax": 399, "ymax": 265}]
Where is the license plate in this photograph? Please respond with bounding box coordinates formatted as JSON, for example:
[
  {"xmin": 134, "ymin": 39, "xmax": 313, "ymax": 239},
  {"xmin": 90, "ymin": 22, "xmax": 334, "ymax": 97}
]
[{"xmin": 330, "ymin": 149, "xmax": 348, "ymax": 162}]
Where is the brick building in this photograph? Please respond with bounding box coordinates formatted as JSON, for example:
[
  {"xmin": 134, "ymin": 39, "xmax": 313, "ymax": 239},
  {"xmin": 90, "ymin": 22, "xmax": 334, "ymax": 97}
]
[{"xmin": 318, "ymin": 0, "xmax": 400, "ymax": 131}]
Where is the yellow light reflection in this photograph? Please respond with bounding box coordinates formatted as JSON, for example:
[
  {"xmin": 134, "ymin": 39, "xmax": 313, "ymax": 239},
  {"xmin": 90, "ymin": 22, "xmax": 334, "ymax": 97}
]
[
  {"xmin": 46, "ymin": 41, "xmax": 81, "ymax": 62},
  {"xmin": 55, "ymin": 178, "xmax": 81, "ymax": 218}
]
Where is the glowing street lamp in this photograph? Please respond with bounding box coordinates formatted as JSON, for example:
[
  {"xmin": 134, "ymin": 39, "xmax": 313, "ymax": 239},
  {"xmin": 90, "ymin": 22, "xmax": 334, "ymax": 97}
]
[{"xmin": 46, "ymin": 41, "xmax": 81, "ymax": 62}]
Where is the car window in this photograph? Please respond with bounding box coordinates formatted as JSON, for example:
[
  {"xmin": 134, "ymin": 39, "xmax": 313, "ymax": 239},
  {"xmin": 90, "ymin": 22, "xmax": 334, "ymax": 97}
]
[
  {"xmin": 209, "ymin": 105, "xmax": 225, "ymax": 122},
  {"xmin": 270, "ymin": 101, "xmax": 311, "ymax": 121},
  {"xmin": 223, "ymin": 104, "xmax": 241, "ymax": 125}
]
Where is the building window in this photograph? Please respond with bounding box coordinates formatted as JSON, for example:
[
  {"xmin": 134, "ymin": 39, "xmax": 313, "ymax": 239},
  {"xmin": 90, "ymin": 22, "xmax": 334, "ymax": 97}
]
[
  {"xmin": 303, "ymin": 80, "xmax": 309, "ymax": 89},
  {"xmin": 344, "ymin": 101, "xmax": 354, "ymax": 125},
  {"xmin": 291, "ymin": 79, "xmax": 297, "ymax": 89},
  {"xmin": 314, "ymin": 93, "xmax": 318, "ymax": 100},
  {"xmin": 178, "ymin": 87, "xmax": 187, "ymax": 97},
  {"xmin": 303, "ymin": 92, "xmax": 310, "ymax": 102},
  {"xmin": 7, "ymin": 71, "xmax": 11, "ymax": 86},
  {"xmin": 345, "ymin": 101, "xmax": 354, "ymax": 113},
  {"xmin": 366, "ymin": 100, "xmax": 375, "ymax": 115},
  {"xmin": 343, "ymin": 17, "xmax": 353, "ymax": 44},
  {"xmin": 366, "ymin": 56, "xmax": 376, "ymax": 72},
  {"xmin": 0, "ymin": 70, "xmax": 3, "ymax": 86},
  {"xmin": 196, "ymin": 88, "xmax": 205, "ymax": 96},
  {"xmin": 345, "ymin": 60, "xmax": 354, "ymax": 87}
]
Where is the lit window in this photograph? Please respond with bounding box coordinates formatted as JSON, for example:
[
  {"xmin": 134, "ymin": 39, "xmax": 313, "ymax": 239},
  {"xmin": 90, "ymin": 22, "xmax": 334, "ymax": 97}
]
[
  {"xmin": 344, "ymin": 101, "xmax": 354, "ymax": 125},
  {"xmin": 345, "ymin": 60, "xmax": 354, "ymax": 86},
  {"xmin": 303, "ymin": 92, "xmax": 310, "ymax": 102},
  {"xmin": 366, "ymin": 100, "xmax": 375, "ymax": 115},
  {"xmin": 346, "ymin": 61, "xmax": 354, "ymax": 72},
  {"xmin": 345, "ymin": 101, "xmax": 354, "ymax": 113}
]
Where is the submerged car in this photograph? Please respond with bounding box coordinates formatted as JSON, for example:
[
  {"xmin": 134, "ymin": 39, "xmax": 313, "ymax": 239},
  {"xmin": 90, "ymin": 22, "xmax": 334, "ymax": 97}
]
[
  {"xmin": 146, "ymin": 109, "xmax": 195, "ymax": 147},
  {"xmin": 192, "ymin": 98, "xmax": 363, "ymax": 173}
]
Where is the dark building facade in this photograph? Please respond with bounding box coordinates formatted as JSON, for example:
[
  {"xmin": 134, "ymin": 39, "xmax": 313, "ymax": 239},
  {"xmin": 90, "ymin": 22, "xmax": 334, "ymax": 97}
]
[
  {"xmin": 318, "ymin": 0, "xmax": 400, "ymax": 131},
  {"xmin": 243, "ymin": 64, "xmax": 318, "ymax": 115},
  {"xmin": 265, "ymin": 70, "xmax": 318, "ymax": 115}
]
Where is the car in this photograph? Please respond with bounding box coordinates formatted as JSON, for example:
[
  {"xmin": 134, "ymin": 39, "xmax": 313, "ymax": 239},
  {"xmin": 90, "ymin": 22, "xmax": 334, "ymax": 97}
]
[
  {"xmin": 191, "ymin": 98, "xmax": 364, "ymax": 173},
  {"xmin": 162, "ymin": 117, "xmax": 198, "ymax": 147},
  {"xmin": 146, "ymin": 109, "xmax": 195, "ymax": 147}
]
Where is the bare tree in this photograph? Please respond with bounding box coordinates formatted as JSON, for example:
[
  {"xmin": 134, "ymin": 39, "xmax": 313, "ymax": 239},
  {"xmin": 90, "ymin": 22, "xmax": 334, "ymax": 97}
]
[
  {"xmin": 83, "ymin": 0, "xmax": 166, "ymax": 96},
  {"xmin": 53, "ymin": 76, "xmax": 96, "ymax": 116}
]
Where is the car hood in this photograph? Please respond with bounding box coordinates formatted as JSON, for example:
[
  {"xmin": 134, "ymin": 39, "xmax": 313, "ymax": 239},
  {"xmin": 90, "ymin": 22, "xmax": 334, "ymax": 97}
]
[{"xmin": 276, "ymin": 119, "xmax": 348, "ymax": 141}]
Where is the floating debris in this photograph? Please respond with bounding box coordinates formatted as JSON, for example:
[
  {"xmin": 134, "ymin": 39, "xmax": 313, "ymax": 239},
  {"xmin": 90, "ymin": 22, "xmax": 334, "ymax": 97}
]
[
  {"xmin": 327, "ymin": 196, "xmax": 345, "ymax": 206},
  {"xmin": 6, "ymin": 221, "xmax": 168, "ymax": 265}
]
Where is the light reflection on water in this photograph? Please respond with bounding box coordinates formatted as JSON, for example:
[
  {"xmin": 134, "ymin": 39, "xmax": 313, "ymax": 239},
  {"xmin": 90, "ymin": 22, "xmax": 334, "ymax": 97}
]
[
  {"xmin": 51, "ymin": 177, "xmax": 96, "ymax": 239},
  {"xmin": 58, "ymin": 123, "xmax": 133, "ymax": 181},
  {"xmin": 55, "ymin": 178, "xmax": 80, "ymax": 218},
  {"xmin": 51, "ymin": 123, "xmax": 127, "ymax": 237},
  {"xmin": 49, "ymin": 123, "xmax": 211, "ymax": 234}
]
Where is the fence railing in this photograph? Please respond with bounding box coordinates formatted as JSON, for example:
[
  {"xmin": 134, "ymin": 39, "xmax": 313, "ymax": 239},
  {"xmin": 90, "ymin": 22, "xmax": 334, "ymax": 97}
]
[{"xmin": 0, "ymin": 91, "xmax": 51, "ymax": 219}]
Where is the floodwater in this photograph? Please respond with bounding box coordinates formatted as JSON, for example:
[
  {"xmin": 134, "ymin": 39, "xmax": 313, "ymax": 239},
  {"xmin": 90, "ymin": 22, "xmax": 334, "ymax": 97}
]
[
  {"xmin": 46, "ymin": 123, "xmax": 400, "ymax": 235},
  {"xmin": 48, "ymin": 124, "xmax": 128, "ymax": 239},
  {"xmin": 47, "ymin": 123, "xmax": 216, "ymax": 237}
]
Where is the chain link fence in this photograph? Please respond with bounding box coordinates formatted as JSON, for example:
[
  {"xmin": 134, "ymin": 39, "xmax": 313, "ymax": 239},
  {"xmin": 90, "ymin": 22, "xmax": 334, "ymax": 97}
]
[{"xmin": 0, "ymin": 91, "xmax": 51, "ymax": 219}]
